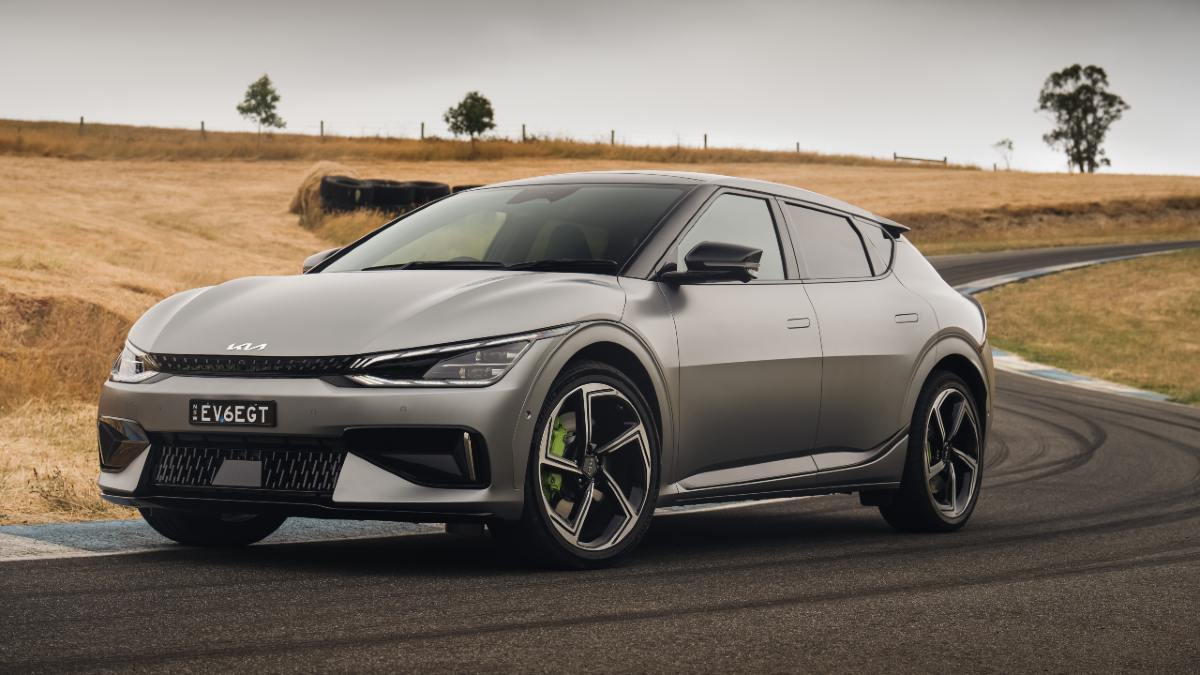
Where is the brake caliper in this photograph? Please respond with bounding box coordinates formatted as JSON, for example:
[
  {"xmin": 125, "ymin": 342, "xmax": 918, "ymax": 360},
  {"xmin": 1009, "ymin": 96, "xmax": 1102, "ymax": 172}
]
[{"xmin": 542, "ymin": 415, "xmax": 570, "ymax": 498}]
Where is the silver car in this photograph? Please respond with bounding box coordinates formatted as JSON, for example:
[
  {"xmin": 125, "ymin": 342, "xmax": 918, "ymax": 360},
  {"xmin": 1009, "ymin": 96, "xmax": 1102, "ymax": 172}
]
[{"xmin": 98, "ymin": 171, "xmax": 993, "ymax": 568}]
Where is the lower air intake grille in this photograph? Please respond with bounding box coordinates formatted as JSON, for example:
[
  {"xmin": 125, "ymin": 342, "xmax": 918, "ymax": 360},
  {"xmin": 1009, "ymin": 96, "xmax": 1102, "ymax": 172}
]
[{"xmin": 153, "ymin": 443, "xmax": 345, "ymax": 494}]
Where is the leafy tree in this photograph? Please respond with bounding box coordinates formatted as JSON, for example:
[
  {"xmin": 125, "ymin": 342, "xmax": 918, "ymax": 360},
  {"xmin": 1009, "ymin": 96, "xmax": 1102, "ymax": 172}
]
[
  {"xmin": 1036, "ymin": 64, "xmax": 1128, "ymax": 173},
  {"xmin": 237, "ymin": 74, "xmax": 286, "ymax": 135},
  {"xmin": 992, "ymin": 138, "xmax": 1014, "ymax": 170},
  {"xmin": 443, "ymin": 91, "xmax": 496, "ymax": 141}
]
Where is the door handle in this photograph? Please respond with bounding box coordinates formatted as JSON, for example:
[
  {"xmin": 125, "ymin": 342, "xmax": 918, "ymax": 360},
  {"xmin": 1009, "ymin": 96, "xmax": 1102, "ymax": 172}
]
[
  {"xmin": 894, "ymin": 313, "xmax": 919, "ymax": 324},
  {"xmin": 786, "ymin": 317, "xmax": 811, "ymax": 329}
]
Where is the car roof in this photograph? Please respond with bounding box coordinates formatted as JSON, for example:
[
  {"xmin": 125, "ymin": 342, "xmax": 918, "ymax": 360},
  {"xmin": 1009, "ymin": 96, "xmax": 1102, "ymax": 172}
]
[{"xmin": 488, "ymin": 170, "xmax": 908, "ymax": 234}]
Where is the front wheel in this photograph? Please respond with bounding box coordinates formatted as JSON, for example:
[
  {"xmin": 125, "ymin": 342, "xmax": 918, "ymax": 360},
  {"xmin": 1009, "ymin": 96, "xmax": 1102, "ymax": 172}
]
[
  {"xmin": 497, "ymin": 360, "xmax": 660, "ymax": 569},
  {"xmin": 879, "ymin": 371, "xmax": 984, "ymax": 532},
  {"xmin": 140, "ymin": 507, "xmax": 287, "ymax": 546}
]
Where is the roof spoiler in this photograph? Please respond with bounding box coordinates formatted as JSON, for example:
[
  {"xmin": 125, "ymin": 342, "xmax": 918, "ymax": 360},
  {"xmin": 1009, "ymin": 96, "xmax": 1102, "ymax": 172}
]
[{"xmin": 862, "ymin": 215, "xmax": 910, "ymax": 238}]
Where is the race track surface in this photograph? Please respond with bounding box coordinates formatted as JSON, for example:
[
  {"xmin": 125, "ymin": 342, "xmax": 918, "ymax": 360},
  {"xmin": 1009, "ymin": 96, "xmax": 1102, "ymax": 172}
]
[{"xmin": 3, "ymin": 242, "xmax": 1198, "ymax": 673}]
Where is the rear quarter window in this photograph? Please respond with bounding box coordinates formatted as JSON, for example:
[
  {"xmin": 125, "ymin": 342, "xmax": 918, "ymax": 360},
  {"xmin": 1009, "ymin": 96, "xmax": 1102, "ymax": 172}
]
[
  {"xmin": 856, "ymin": 219, "xmax": 895, "ymax": 275},
  {"xmin": 783, "ymin": 204, "xmax": 872, "ymax": 279}
]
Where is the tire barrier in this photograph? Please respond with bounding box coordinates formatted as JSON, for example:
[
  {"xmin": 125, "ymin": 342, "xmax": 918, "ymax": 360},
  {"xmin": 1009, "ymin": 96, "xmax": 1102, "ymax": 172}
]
[
  {"xmin": 367, "ymin": 179, "xmax": 416, "ymax": 212},
  {"xmin": 319, "ymin": 175, "xmax": 372, "ymax": 213},
  {"xmin": 410, "ymin": 181, "xmax": 452, "ymax": 205},
  {"xmin": 319, "ymin": 177, "xmax": 453, "ymax": 213}
]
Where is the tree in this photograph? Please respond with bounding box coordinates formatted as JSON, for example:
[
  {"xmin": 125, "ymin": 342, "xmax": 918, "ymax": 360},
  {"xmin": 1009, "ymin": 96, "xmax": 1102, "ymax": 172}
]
[
  {"xmin": 237, "ymin": 74, "xmax": 286, "ymax": 136},
  {"xmin": 992, "ymin": 138, "xmax": 1014, "ymax": 170},
  {"xmin": 1036, "ymin": 64, "xmax": 1128, "ymax": 173},
  {"xmin": 443, "ymin": 91, "xmax": 496, "ymax": 142}
]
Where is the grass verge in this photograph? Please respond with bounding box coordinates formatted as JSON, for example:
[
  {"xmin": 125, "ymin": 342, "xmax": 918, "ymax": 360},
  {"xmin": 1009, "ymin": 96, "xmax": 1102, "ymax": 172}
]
[{"xmin": 978, "ymin": 249, "xmax": 1200, "ymax": 404}]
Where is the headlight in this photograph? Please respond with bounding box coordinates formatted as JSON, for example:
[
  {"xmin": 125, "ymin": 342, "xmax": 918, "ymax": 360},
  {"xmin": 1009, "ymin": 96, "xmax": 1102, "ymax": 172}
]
[
  {"xmin": 110, "ymin": 342, "xmax": 159, "ymax": 383},
  {"xmin": 347, "ymin": 327, "xmax": 571, "ymax": 387}
]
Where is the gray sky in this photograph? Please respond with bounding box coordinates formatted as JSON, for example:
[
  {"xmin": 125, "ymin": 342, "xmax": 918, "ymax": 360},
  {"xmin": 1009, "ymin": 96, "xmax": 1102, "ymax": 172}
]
[{"xmin": 3, "ymin": 0, "xmax": 1197, "ymax": 174}]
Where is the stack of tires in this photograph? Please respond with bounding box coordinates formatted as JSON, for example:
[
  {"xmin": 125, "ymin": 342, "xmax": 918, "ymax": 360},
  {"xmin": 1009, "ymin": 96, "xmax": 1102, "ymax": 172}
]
[{"xmin": 319, "ymin": 176, "xmax": 453, "ymax": 213}]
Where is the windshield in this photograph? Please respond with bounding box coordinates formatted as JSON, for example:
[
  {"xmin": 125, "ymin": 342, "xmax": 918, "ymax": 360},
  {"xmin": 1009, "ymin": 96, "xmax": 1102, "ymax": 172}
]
[{"xmin": 322, "ymin": 183, "xmax": 690, "ymax": 274}]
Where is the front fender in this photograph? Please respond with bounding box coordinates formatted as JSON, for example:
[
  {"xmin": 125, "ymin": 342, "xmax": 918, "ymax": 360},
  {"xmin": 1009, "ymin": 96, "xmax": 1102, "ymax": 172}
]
[{"xmin": 508, "ymin": 321, "xmax": 676, "ymax": 492}]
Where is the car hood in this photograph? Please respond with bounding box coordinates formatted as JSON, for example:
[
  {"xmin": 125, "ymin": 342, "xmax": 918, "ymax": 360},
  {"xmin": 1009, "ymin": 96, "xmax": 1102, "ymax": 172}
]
[{"xmin": 128, "ymin": 271, "xmax": 627, "ymax": 356}]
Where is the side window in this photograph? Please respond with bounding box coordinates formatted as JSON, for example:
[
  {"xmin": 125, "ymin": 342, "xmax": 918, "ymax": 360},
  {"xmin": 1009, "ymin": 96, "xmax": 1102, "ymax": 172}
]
[
  {"xmin": 677, "ymin": 194, "xmax": 785, "ymax": 280},
  {"xmin": 784, "ymin": 204, "xmax": 872, "ymax": 279},
  {"xmin": 856, "ymin": 219, "xmax": 894, "ymax": 275}
]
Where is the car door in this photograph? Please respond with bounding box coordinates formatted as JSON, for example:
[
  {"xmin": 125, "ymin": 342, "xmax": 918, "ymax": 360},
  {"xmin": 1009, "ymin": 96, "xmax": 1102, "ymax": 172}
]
[
  {"xmin": 780, "ymin": 202, "xmax": 935, "ymax": 469},
  {"xmin": 660, "ymin": 192, "xmax": 824, "ymax": 487}
]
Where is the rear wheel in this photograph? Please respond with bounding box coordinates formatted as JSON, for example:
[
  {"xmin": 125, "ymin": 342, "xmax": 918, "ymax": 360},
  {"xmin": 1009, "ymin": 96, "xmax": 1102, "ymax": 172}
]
[
  {"xmin": 494, "ymin": 361, "xmax": 659, "ymax": 569},
  {"xmin": 139, "ymin": 508, "xmax": 286, "ymax": 546},
  {"xmin": 879, "ymin": 371, "xmax": 983, "ymax": 532}
]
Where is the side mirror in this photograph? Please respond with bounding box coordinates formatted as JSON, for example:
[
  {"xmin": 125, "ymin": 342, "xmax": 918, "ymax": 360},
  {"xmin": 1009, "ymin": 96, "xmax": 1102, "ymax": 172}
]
[
  {"xmin": 656, "ymin": 241, "xmax": 762, "ymax": 284},
  {"xmin": 302, "ymin": 247, "xmax": 341, "ymax": 273}
]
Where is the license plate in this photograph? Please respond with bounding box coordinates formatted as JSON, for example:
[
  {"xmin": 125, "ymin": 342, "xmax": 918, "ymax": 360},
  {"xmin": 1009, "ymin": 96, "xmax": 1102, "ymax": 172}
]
[{"xmin": 189, "ymin": 399, "xmax": 276, "ymax": 427}]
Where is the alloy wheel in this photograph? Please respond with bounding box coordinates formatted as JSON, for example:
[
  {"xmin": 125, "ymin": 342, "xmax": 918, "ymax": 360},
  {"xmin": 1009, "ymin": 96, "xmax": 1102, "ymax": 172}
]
[
  {"xmin": 924, "ymin": 387, "xmax": 981, "ymax": 518},
  {"xmin": 537, "ymin": 383, "xmax": 652, "ymax": 551}
]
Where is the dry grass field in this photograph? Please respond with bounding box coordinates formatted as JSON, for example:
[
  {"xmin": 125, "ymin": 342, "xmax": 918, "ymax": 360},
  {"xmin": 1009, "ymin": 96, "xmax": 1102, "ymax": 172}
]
[
  {"xmin": 2, "ymin": 135, "xmax": 1199, "ymax": 523},
  {"xmin": 979, "ymin": 249, "xmax": 1200, "ymax": 403},
  {"xmin": 0, "ymin": 119, "xmax": 915, "ymax": 168}
]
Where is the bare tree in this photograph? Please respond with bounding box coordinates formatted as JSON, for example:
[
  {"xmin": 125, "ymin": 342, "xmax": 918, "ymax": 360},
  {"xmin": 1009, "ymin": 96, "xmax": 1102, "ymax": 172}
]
[{"xmin": 992, "ymin": 138, "xmax": 1014, "ymax": 170}]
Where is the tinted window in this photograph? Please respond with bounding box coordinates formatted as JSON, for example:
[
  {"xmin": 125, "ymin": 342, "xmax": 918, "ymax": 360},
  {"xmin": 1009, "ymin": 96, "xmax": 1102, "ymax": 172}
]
[
  {"xmin": 324, "ymin": 184, "xmax": 689, "ymax": 272},
  {"xmin": 856, "ymin": 220, "xmax": 894, "ymax": 275},
  {"xmin": 784, "ymin": 204, "xmax": 872, "ymax": 279},
  {"xmin": 677, "ymin": 195, "xmax": 785, "ymax": 280}
]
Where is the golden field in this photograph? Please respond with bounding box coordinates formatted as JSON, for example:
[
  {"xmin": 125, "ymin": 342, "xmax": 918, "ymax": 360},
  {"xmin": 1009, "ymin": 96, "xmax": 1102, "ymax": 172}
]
[
  {"xmin": 1, "ymin": 145, "xmax": 1199, "ymax": 523},
  {"xmin": 979, "ymin": 249, "xmax": 1200, "ymax": 404},
  {"xmin": 0, "ymin": 119, "xmax": 916, "ymax": 168}
]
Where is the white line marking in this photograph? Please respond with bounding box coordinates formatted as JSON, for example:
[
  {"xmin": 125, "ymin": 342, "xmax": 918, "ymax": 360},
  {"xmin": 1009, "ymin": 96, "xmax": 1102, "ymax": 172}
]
[
  {"xmin": 0, "ymin": 522, "xmax": 443, "ymax": 563},
  {"xmin": 0, "ymin": 532, "xmax": 94, "ymax": 562}
]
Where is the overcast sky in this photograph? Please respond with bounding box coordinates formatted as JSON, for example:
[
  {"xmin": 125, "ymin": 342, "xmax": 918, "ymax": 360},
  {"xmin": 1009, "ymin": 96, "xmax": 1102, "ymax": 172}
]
[{"xmin": 2, "ymin": 0, "xmax": 1197, "ymax": 174}]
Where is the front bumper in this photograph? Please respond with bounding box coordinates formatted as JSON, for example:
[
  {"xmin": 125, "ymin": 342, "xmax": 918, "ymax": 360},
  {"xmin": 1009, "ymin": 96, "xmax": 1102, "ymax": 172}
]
[{"xmin": 97, "ymin": 341, "xmax": 555, "ymax": 521}]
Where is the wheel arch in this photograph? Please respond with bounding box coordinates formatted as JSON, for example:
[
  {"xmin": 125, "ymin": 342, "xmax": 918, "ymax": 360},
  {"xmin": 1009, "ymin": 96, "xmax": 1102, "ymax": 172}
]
[
  {"xmin": 511, "ymin": 322, "xmax": 675, "ymax": 491},
  {"xmin": 906, "ymin": 334, "xmax": 991, "ymax": 439}
]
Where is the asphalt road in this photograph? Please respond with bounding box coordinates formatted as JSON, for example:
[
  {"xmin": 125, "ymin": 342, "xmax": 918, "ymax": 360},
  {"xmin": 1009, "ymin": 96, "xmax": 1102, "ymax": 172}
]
[{"xmin": 3, "ymin": 241, "xmax": 1199, "ymax": 673}]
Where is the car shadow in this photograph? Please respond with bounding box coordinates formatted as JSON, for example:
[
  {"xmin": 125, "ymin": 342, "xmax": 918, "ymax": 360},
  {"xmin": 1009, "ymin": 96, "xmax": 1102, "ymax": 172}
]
[{"xmin": 124, "ymin": 494, "xmax": 905, "ymax": 577}]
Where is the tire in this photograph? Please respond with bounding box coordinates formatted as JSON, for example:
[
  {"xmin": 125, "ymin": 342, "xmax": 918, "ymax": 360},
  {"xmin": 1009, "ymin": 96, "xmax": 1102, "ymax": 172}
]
[
  {"xmin": 879, "ymin": 370, "xmax": 984, "ymax": 532},
  {"xmin": 367, "ymin": 179, "xmax": 416, "ymax": 211},
  {"xmin": 139, "ymin": 507, "xmax": 287, "ymax": 547},
  {"xmin": 493, "ymin": 360, "xmax": 660, "ymax": 569},
  {"xmin": 319, "ymin": 175, "xmax": 372, "ymax": 212},
  {"xmin": 452, "ymin": 184, "xmax": 483, "ymax": 193},
  {"xmin": 409, "ymin": 181, "xmax": 451, "ymax": 205}
]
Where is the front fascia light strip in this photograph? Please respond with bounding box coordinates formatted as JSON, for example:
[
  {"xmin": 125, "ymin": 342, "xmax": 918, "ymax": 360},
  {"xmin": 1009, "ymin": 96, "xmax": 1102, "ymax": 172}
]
[{"xmin": 348, "ymin": 326, "xmax": 573, "ymax": 387}]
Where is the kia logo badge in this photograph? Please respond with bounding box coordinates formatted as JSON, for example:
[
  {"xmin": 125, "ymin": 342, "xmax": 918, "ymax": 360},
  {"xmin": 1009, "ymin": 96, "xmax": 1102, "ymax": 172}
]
[{"xmin": 226, "ymin": 342, "xmax": 268, "ymax": 352}]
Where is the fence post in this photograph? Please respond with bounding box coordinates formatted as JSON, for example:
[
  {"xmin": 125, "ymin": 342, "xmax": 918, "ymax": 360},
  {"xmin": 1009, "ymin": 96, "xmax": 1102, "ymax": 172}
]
[
  {"xmin": 420, "ymin": 122, "xmax": 425, "ymax": 140},
  {"xmin": 79, "ymin": 116, "xmax": 84, "ymax": 135},
  {"xmin": 703, "ymin": 133, "xmax": 708, "ymax": 150},
  {"xmin": 796, "ymin": 142, "xmax": 800, "ymax": 153},
  {"xmin": 521, "ymin": 123, "xmax": 526, "ymax": 142},
  {"xmin": 892, "ymin": 151, "xmax": 898, "ymax": 161},
  {"xmin": 320, "ymin": 120, "xmax": 324, "ymax": 140},
  {"xmin": 943, "ymin": 156, "xmax": 947, "ymax": 165},
  {"xmin": 610, "ymin": 129, "xmax": 615, "ymax": 146},
  {"xmin": 201, "ymin": 121, "xmax": 206, "ymax": 140}
]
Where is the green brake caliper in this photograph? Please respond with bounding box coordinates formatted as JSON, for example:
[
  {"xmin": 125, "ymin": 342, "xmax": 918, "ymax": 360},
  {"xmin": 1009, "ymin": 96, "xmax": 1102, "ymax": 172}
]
[{"xmin": 542, "ymin": 415, "xmax": 569, "ymax": 499}]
